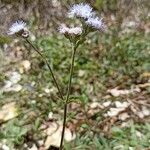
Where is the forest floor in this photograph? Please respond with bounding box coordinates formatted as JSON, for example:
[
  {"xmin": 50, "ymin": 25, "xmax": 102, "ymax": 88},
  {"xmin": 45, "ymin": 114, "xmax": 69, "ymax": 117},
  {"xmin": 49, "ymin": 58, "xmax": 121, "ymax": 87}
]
[{"xmin": 0, "ymin": 15, "xmax": 150, "ymax": 150}]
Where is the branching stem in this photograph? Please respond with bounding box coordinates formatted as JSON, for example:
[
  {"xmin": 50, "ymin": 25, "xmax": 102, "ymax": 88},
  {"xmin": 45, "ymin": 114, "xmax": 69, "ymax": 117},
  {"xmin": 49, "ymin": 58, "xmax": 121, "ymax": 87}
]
[
  {"xmin": 25, "ymin": 38, "xmax": 64, "ymax": 101},
  {"xmin": 59, "ymin": 44, "xmax": 77, "ymax": 150}
]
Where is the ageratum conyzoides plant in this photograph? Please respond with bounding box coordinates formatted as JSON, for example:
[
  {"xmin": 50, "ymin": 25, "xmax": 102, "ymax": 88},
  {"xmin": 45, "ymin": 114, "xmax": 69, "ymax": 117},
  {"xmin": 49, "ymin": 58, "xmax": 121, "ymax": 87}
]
[{"xmin": 8, "ymin": 3, "xmax": 106, "ymax": 150}]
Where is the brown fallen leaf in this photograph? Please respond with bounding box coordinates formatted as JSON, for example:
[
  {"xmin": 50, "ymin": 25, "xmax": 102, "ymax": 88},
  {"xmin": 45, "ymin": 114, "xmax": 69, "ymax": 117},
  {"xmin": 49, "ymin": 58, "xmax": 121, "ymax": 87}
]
[
  {"xmin": 0, "ymin": 102, "xmax": 19, "ymax": 123},
  {"xmin": 137, "ymin": 83, "xmax": 150, "ymax": 88},
  {"xmin": 44, "ymin": 122, "xmax": 76, "ymax": 149},
  {"xmin": 107, "ymin": 87, "xmax": 140, "ymax": 97},
  {"xmin": 20, "ymin": 60, "xmax": 31, "ymax": 72},
  {"xmin": 118, "ymin": 112, "xmax": 130, "ymax": 121},
  {"xmin": 141, "ymin": 72, "xmax": 150, "ymax": 77}
]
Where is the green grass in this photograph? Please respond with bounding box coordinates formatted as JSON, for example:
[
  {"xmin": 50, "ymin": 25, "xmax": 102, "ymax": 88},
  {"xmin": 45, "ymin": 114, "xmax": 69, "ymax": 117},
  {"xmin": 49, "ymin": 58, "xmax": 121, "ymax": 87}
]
[
  {"xmin": 0, "ymin": 119, "xmax": 28, "ymax": 148},
  {"xmin": 64, "ymin": 123, "xmax": 150, "ymax": 150}
]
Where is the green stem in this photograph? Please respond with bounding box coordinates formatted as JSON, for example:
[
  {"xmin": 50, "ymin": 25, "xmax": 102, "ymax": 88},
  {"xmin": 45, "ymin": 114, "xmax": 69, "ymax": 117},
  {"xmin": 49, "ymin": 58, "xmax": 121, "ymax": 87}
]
[
  {"xmin": 59, "ymin": 44, "xmax": 76, "ymax": 150},
  {"xmin": 25, "ymin": 38, "xmax": 64, "ymax": 101}
]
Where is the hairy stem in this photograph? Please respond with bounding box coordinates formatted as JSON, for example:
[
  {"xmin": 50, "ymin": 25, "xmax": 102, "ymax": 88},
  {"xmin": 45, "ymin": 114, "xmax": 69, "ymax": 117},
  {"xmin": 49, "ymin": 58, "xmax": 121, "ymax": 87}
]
[
  {"xmin": 59, "ymin": 44, "xmax": 76, "ymax": 150},
  {"xmin": 25, "ymin": 38, "xmax": 64, "ymax": 101}
]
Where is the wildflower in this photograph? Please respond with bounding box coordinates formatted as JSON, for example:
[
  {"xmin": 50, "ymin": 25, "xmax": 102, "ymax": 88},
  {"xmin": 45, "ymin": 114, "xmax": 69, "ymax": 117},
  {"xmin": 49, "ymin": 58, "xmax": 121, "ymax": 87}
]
[
  {"xmin": 68, "ymin": 3, "xmax": 95, "ymax": 19},
  {"xmin": 58, "ymin": 24, "xmax": 69, "ymax": 34},
  {"xmin": 68, "ymin": 27, "xmax": 82, "ymax": 35},
  {"xmin": 59, "ymin": 24, "xmax": 82, "ymax": 35},
  {"xmin": 85, "ymin": 17, "xmax": 106, "ymax": 31},
  {"xmin": 8, "ymin": 20, "xmax": 29, "ymax": 37}
]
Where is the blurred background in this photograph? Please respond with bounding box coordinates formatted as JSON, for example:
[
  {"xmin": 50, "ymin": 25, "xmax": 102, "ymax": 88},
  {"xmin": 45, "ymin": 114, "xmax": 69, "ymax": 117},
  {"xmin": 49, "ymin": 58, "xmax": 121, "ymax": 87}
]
[{"xmin": 0, "ymin": 0, "xmax": 150, "ymax": 150}]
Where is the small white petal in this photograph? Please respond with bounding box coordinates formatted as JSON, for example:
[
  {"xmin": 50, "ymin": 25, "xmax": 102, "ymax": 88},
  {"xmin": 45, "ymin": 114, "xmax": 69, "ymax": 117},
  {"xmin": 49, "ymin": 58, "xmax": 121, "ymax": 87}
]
[
  {"xmin": 86, "ymin": 17, "xmax": 106, "ymax": 31},
  {"xmin": 68, "ymin": 3, "xmax": 95, "ymax": 19},
  {"xmin": 8, "ymin": 20, "xmax": 26, "ymax": 35},
  {"xmin": 59, "ymin": 24, "xmax": 82, "ymax": 35},
  {"xmin": 58, "ymin": 24, "xmax": 69, "ymax": 34},
  {"xmin": 68, "ymin": 27, "xmax": 82, "ymax": 35}
]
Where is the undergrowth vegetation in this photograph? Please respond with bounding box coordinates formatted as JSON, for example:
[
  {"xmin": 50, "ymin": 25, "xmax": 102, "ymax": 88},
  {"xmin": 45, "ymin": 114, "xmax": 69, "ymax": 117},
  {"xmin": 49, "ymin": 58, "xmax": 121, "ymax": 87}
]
[{"xmin": 0, "ymin": 29, "xmax": 149, "ymax": 149}]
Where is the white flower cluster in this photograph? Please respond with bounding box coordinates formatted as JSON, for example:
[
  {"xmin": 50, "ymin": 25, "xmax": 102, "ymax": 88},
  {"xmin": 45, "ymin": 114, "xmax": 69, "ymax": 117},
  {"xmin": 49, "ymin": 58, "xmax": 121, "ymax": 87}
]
[
  {"xmin": 68, "ymin": 3, "xmax": 106, "ymax": 31},
  {"xmin": 86, "ymin": 17, "xmax": 106, "ymax": 31},
  {"xmin": 68, "ymin": 3, "xmax": 94, "ymax": 19},
  {"xmin": 59, "ymin": 24, "xmax": 82, "ymax": 35},
  {"xmin": 8, "ymin": 20, "xmax": 26, "ymax": 35}
]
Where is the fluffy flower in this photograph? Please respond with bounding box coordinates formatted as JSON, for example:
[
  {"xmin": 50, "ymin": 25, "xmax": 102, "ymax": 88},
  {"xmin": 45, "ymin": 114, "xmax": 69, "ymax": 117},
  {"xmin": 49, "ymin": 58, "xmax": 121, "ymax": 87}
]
[
  {"xmin": 58, "ymin": 24, "xmax": 69, "ymax": 34},
  {"xmin": 68, "ymin": 27, "xmax": 82, "ymax": 35},
  {"xmin": 85, "ymin": 17, "xmax": 106, "ymax": 31},
  {"xmin": 59, "ymin": 24, "xmax": 82, "ymax": 35},
  {"xmin": 68, "ymin": 3, "xmax": 95, "ymax": 19},
  {"xmin": 8, "ymin": 20, "xmax": 26, "ymax": 35}
]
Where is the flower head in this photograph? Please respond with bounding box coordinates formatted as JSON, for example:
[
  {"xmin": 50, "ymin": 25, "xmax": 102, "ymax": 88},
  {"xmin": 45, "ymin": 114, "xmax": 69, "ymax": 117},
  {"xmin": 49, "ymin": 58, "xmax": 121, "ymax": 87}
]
[
  {"xmin": 85, "ymin": 17, "xmax": 106, "ymax": 31},
  {"xmin": 68, "ymin": 3, "xmax": 95, "ymax": 19},
  {"xmin": 68, "ymin": 27, "xmax": 82, "ymax": 35},
  {"xmin": 59, "ymin": 24, "xmax": 82, "ymax": 35},
  {"xmin": 8, "ymin": 20, "xmax": 28, "ymax": 37},
  {"xmin": 58, "ymin": 24, "xmax": 69, "ymax": 34}
]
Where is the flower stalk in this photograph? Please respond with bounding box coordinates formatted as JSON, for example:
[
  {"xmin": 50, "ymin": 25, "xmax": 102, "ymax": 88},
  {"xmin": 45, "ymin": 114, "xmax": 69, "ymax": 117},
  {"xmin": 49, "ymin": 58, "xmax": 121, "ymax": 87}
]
[
  {"xmin": 25, "ymin": 38, "xmax": 64, "ymax": 101},
  {"xmin": 60, "ymin": 44, "xmax": 77, "ymax": 150},
  {"xmin": 8, "ymin": 3, "xmax": 106, "ymax": 149}
]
